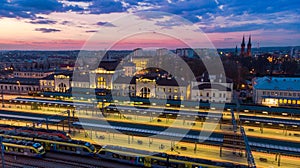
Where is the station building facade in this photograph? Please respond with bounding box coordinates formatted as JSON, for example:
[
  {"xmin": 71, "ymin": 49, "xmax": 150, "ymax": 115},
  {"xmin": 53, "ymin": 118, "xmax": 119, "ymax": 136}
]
[
  {"xmin": 0, "ymin": 78, "xmax": 40, "ymax": 95},
  {"xmin": 252, "ymin": 77, "xmax": 300, "ymax": 107},
  {"xmin": 113, "ymin": 75, "xmax": 189, "ymax": 100}
]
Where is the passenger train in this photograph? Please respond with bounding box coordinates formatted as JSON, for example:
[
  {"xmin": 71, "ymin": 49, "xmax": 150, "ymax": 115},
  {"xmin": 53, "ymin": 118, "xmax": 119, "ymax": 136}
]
[
  {"xmin": 0, "ymin": 130, "xmax": 96, "ymax": 156},
  {"xmin": 0, "ymin": 124, "xmax": 70, "ymax": 140},
  {"xmin": 96, "ymin": 145, "xmax": 247, "ymax": 168},
  {"xmin": 2, "ymin": 138, "xmax": 45, "ymax": 157}
]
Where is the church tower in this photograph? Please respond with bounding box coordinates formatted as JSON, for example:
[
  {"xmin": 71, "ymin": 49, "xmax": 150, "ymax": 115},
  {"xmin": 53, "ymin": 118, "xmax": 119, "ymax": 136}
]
[
  {"xmin": 235, "ymin": 45, "xmax": 238, "ymax": 58},
  {"xmin": 240, "ymin": 35, "xmax": 245, "ymax": 56},
  {"xmin": 247, "ymin": 35, "xmax": 252, "ymax": 57}
]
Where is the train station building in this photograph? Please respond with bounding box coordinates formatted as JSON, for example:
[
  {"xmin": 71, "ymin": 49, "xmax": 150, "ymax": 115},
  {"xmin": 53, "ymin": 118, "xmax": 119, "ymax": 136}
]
[{"xmin": 252, "ymin": 76, "xmax": 300, "ymax": 107}]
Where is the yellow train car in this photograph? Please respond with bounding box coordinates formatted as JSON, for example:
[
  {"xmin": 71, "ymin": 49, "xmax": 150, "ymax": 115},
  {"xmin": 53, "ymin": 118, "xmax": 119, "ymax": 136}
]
[
  {"xmin": 97, "ymin": 145, "xmax": 224, "ymax": 168},
  {"xmin": 2, "ymin": 138, "xmax": 45, "ymax": 157},
  {"xmin": 0, "ymin": 130, "xmax": 96, "ymax": 156}
]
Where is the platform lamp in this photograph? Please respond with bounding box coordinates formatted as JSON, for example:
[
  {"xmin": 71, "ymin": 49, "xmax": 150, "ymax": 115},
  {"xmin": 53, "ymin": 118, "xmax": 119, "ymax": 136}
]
[
  {"xmin": 0, "ymin": 136, "xmax": 4, "ymax": 168},
  {"xmin": 16, "ymin": 80, "xmax": 20, "ymax": 95},
  {"xmin": 1, "ymin": 89, "xmax": 4, "ymax": 108}
]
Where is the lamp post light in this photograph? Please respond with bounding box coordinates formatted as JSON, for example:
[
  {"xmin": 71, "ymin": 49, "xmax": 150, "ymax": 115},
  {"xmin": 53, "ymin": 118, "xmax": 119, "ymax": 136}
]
[
  {"xmin": 0, "ymin": 136, "xmax": 4, "ymax": 168},
  {"xmin": 16, "ymin": 80, "xmax": 20, "ymax": 95},
  {"xmin": 1, "ymin": 89, "xmax": 4, "ymax": 108}
]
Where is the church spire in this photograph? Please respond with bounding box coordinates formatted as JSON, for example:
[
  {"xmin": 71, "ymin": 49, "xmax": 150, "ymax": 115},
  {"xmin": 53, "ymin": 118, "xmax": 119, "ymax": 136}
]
[
  {"xmin": 247, "ymin": 35, "xmax": 252, "ymax": 56},
  {"xmin": 241, "ymin": 35, "xmax": 245, "ymax": 56},
  {"xmin": 248, "ymin": 35, "xmax": 251, "ymax": 46}
]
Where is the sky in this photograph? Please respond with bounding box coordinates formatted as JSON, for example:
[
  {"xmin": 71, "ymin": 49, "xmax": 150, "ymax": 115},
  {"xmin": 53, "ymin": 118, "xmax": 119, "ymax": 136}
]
[{"xmin": 0, "ymin": 0, "xmax": 299, "ymax": 50}]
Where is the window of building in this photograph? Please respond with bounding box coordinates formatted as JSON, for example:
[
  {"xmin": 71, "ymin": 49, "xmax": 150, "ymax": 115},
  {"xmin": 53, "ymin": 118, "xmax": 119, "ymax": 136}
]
[
  {"xmin": 174, "ymin": 88, "xmax": 178, "ymax": 93},
  {"xmin": 97, "ymin": 77, "xmax": 106, "ymax": 88},
  {"xmin": 168, "ymin": 88, "xmax": 172, "ymax": 93},
  {"xmin": 140, "ymin": 87, "xmax": 151, "ymax": 98},
  {"xmin": 283, "ymin": 99, "xmax": 287, "ymax": 104},
  {"xmin": 206, "ymin": 92, "xmax": 209, "ymax": 97}
]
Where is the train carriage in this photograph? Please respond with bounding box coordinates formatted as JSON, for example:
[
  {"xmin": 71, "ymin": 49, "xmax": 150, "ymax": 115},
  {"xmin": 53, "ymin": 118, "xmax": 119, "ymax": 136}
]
[
  {"xmin": 96, "ymin": 145, "xmax": 223, "ymax": 168},
  {"xmin": 37, "ymin": 138, "xmax": 96, "ymax": 156},
  {"xmin": 0, "ymin": 124, "xmax": 71, "ymax": 140},
  {"xmin": 2, "ymin": 139, "xmax": 45, "ymax": 157},
  {"xmin": 0, "ymin": 130, "xmax": 96, "ymax": 156}
]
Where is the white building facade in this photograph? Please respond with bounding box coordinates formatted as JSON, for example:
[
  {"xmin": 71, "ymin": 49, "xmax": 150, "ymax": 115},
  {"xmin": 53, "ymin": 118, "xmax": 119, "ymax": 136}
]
[{"xmin": 252, "ymin": 77, "xmax": 300, "ymax": 107}]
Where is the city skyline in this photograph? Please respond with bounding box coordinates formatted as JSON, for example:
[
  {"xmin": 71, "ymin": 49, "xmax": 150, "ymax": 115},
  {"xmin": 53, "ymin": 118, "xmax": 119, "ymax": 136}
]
[{"xmin": 0, "ymin": 0, "xmax": 299, "ymax": 50}]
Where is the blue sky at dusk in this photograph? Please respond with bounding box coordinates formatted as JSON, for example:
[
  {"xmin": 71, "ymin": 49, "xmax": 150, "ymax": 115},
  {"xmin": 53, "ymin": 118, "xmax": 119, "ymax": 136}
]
[{"xmin": 0, "ymin": 0, "xmax": 299, "ymax": 50}]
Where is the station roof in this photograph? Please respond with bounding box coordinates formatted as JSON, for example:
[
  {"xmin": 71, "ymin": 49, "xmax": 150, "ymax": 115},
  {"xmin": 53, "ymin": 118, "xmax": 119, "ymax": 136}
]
[
  {"xmin": 0, "ymin": 110, "xmax": 67, "ymax": 124},
  {"xmin": 253, "ymin": 76, "xmax": 300, "ymax": 91},
  {"xmin": 0, "ymin": 77, "xmax": 40, "ymax": 85},
  {"xmin": 13, "ymin": 97, "xmax": 95, "ymax": 107}
]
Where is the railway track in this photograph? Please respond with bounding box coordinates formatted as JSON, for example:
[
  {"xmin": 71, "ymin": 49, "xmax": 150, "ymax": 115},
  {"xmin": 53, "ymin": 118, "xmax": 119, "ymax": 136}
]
[{"xmin": 2, "ymin": 152, "xmax": 139, "ymax": 168}]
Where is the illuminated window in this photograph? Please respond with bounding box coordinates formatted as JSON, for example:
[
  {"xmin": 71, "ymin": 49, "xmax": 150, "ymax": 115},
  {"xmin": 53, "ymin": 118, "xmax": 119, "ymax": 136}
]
[
  {"xmin": 97, "ymin": 77, "xmax": 106, "ymax": 88},
  {"xmin": 283, "ymin": 99, "xmax": 287, "ymax": 104},
  {"xmin": 297, "ymin": 100, "xmax": 300, "ymax": 105},
  {"xmin": 279, "ymin": 99, "xmax": 283, "ymax": 103},
  {"xmin": 288, "ymin": 100, "xmax": 291, "ymax": 104},
  {"xmin": 174, "ymin": 88, "xmax": 178, "ymax": 93},
  {"xmin": 292, "ymin": 100, "xmax": 296, "ymax": 104},
  {"xmin": 140, "ymin": 87, "xmax": 151, "ymax": 98}
]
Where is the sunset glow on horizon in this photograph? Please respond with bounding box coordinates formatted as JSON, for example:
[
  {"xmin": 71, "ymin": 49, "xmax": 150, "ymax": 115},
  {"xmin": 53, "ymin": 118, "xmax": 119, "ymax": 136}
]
[{"xmin": 0, "ymin": 0, "xmax": 299, "ymax": 50}]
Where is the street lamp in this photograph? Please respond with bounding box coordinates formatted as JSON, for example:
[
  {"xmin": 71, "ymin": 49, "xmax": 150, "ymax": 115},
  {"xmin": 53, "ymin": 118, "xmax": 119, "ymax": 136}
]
[
  {"xmin": 1, "ymin": 89, "xmax": 4, "ymax": 108},
  {"xmin": 0, "ymin": 136, "xmax": 4, "ymax": 168},
  {"xmin": 16, "ymin": 80, "xmax": 20, "ymax": 95}
]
